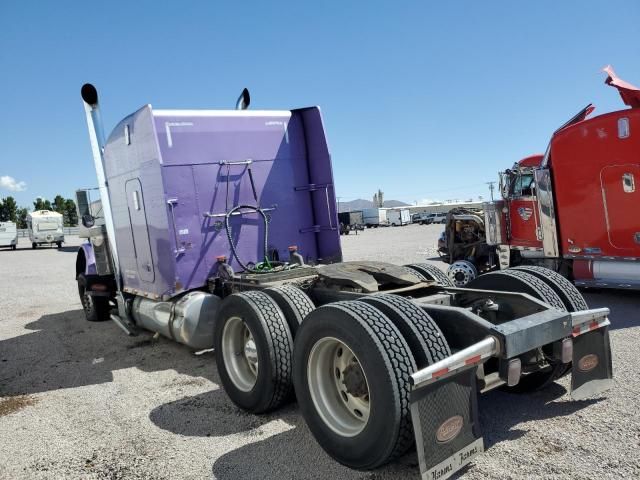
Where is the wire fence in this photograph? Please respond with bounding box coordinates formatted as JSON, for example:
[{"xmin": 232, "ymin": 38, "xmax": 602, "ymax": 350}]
[{"xmin": 17, "ymin": 227, "xmax": 80, "ymax": 237}]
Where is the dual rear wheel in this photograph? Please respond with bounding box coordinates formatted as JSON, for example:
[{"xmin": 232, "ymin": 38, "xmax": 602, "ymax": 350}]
[{"xmin": 215, "ymin": 286, "xmax": 451, "ymax": 469}]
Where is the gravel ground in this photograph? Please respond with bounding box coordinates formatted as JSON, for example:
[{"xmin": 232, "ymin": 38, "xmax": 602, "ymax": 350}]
[{"xmin": 0, "ymin": 227, "xmax": 638, "ymax": 480}]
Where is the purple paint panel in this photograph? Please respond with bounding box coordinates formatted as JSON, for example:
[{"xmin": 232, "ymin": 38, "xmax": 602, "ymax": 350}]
[{"xmin": 102, "ymin": 104, "xmax": 341, "ymax": 299}]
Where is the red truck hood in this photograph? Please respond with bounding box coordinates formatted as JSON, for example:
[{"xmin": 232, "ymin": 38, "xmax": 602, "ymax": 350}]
[{"xmin": 603, "ymin": 65, "xmax": 640, "ymax": 108}]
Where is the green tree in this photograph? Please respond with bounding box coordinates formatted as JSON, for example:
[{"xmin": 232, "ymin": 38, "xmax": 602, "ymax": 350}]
[
  {"xmin": 63, "ymin": 198, "xmax": 78, "ymax": 226},
  {"xmin": 17, "ymin": 207, "xmax": 28, "ymax": 228},
  {"xmin": 33, "ymin": 197, "xmax": 52, "ymax": 211},
  {"xmin": 53, "ymin": 195, "xmax": 66, "ymax": 215},
  {"xmin": 0, "ymin": 196, "xmax": 18, "ymax": 222}
]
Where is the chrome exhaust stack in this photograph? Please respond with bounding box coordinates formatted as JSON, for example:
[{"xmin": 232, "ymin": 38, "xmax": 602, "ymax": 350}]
[
  {"xmin": 236, "ymin": 88, "xmax": 250, "ymax": 110},
  {"xmin": 80, "ymin": 84, "xmax": 133, "ymax": 331}
]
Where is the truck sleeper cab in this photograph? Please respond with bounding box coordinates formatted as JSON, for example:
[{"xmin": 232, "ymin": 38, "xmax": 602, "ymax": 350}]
[{"xmin": 77, "ymin": 84, "xmax": 613, "ymax": 480}]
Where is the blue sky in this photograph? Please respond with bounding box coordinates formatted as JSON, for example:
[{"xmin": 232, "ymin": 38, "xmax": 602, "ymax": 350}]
[{"xmin": 1, "ymin": 1, "xmax": 639, "ymax": 207}]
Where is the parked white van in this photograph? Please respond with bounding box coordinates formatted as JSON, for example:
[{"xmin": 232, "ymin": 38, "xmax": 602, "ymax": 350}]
[
  {"xmin": 0, "ymin": 221, "xmax": 18, "ymax": 250},
  {"xmin": 27, "ymin": 210, "xmax": 64, "ymax": 248}
]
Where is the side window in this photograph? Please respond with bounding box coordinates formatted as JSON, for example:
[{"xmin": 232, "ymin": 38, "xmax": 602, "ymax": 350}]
[{"xmin": 510, "ymin": 174, "xmax": 535, "ymax": 197}]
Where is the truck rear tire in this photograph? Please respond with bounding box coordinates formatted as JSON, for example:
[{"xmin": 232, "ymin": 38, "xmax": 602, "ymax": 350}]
[
  {"xmin": 77, "ymin": 274, "xmax": 111, "ymax": 322},
  {"xmin": 404, "ymin": 263, "xmax": 455, "ymax": 287},
  {"xmin": 401, "ymin": 266, "xmax": 427, "ymax": 281},
  {"xmin": 360, "ymin": 294, "xmax": 451, "ymax": 368},
  {"xmin": 263, "ymin": 285, "xmax": 315, "ymax": 337},
  {"xmin": 511, "ymin": 266, "xmax": 588, "ymax": 312},
  {"xmin": 467, "ymin": 269, "xmax": 567, "ymax": 311},
  {"xmin": 293, "ymin": 300, "xmax": 416, "ymax": 470},
  {"xmin": 215, "ymin": 291, "xmax": 293, "ymax": 413},
  {"xmin": 466, "ymin": 270, "xmax": 567, "ymax": 391},
  {"xmin": 32, "ymin": 243, "xmax": 37, "ymax": 249}
]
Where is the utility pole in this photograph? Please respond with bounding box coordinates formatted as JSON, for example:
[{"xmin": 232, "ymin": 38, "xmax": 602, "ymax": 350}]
[
  {"xmin": 337, "ymin": 196, "xmax": 342, "ymax": 212},
  {"xmin": 486, "ymin": 181, "xmax": 496, "ymax": 201}
]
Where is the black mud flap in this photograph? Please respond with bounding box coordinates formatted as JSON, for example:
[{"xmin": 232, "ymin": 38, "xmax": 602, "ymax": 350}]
[
  {"xmin": 410, "ymin": 368, "xmax": 483, "ymax": 480},
  {"xmin": 571, "ymin": 327, "xmax": 613, "ymax": 400}
]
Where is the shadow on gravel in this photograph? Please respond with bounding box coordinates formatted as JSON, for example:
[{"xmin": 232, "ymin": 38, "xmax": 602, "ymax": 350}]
[
  {"xmin": 582, "ymin": 289, "xmax": 640, "ymax": 330},
  {"xmin": 0, "ymin": 309, "xmax": 217, "ymax": 397},
  {"xmin": 149, "ymin": 389, "xmax": 297, "ymax": 437},
  {"xmin": 210, "ymin": 409, "xmax": 418, "ymax": 480},
  {"xmin": 56, "ymin": 246, "xmax": 80, "ymax": 253},
  {"xmin": 206, "ymin": 381, "xmax": 602, "ymax": 480},
  {"xmin": 478, "ymin": 383, "xmax": 600, "ymax": 448}
]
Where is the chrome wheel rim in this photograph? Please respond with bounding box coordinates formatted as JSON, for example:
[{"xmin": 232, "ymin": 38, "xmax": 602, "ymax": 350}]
[
  {"xmin": 308, "ymin": 337, "xmax": 370, "ymax": 437},
  {"xmin": 447, "ymin": 260, "xmax": 478, "ymax": 287},
  {"xmin": 222, "ymin": 316, "xmax": 259, "ymax": 392}
]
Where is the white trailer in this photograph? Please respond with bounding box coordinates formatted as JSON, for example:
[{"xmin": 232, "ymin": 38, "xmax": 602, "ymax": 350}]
[
  {"xmin": 362, "ymin": 208, "xmax": 388, "ymax": 228},
  {"xmin": 27, "ymin": 210, "xmax": 64, "ymax": 249},
  {"xmin": 387, "ymin": 208, "xmax": 411, "ymax": 226},
  {"xmin": 0, "ymin": 221, "xmax": 18, "ymax": 250}
]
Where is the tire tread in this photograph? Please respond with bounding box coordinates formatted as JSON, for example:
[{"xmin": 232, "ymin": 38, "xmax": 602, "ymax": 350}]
[
  {"xmin": 237, "ymin": 291, "xmax": 294, "ymax": 411},
  {"xmin": 404, "ymin": 263, "xmax": 454, "ymax": 287},
  {"xmin": 330, "ymin": 300, "xmax": 417, "ymax": 464},
  {"xmin": 511, "ymin": 266, "xmax": 588, "ymax": 311},
  {"xmin": 361, "ymin": 294, "xmax": 451, "ymax": 367}
]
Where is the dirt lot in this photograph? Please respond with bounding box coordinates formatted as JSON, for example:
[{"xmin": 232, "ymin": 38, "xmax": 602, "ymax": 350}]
[{"xmin": 0, "ymin": 226, "xmax": 638, "ymax": 479}]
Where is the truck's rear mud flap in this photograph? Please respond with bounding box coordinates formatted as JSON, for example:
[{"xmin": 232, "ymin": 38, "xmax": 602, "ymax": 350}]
[
  {"xmin": 571, "ymin": 326, "xmax": 613, "ymax": 400},
  {"xmin": 410, "ymin": 368, "xmax": 483, "ymax": 480}
]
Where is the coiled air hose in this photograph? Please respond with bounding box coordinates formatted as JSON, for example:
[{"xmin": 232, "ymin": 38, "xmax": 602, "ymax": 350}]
[{"xmin": 225, "ymin": 204, "xmax": 271, "ymax": 273}]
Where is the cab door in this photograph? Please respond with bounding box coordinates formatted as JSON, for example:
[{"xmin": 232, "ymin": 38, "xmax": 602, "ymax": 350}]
[
  {"xmin": 125, "ymin": 178, "xmax": 155, "ymax": 282},
  {"xmin": 507, "ymin": 173, "xmax": 543, "ymax": 248},
  {"xmin": 601, "ymin": 164, "xmax": 640, "ymax": 250}
]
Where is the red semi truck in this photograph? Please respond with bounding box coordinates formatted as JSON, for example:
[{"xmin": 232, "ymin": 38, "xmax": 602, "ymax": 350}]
[{"xmin": 443, "ymin": 66, "xmax": 640, "ymax": 289}]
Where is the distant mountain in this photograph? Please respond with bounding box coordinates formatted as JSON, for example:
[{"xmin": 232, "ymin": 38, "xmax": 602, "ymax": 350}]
[
  {"xmin": 338, "ymin": 198, "xmax": 410, "ymax": 213},
  {"xmin": 383, "ymin": 200, "xmax": 411, "ymax": 208}
]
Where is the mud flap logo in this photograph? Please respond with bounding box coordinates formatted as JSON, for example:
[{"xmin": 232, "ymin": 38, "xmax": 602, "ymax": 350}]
[
  {"xmin": 578, "ymin": 354, "xmax": 599, "ymax": 372},
  {"xmin": 436, "ymin": 415, "xmax": 463, "ymax": 443}
]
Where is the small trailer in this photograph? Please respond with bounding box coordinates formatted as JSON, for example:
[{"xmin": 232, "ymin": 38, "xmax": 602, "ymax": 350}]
[
  {"xmin": 388, "ymin": 208, "xmax": 411, "ymax": 226},
  {"xmin": 362, "ymin": 207, "xmax": 388, "ymax": 228},
  {"xmin": 27, "ymin": 210, "xmax": 64, "ymax": 249},
  {"xmin": 338, "ymin": 211, "xmax": 364, "ymax": 235},
  {"xmin": 76, "ymin": 84, "xmax": 613, "ymax": 480},
  {"xmin": 0, "ymin": 221, "xmax": 18, "ymax": 250}
]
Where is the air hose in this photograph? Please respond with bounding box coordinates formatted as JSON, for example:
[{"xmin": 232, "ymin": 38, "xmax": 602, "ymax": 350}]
[{"xmin": 225, "ymin": 204, "xmax": 271, "ymax": 273}]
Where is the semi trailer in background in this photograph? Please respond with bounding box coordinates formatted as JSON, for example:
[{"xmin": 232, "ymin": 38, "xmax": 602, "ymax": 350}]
[
  {"xmin": 443, "ymin": 66, "xmax": 640, "ymax": 290},
  {"xmin": 75, "ymin": 83, "xmax": 612, "ymax": 480},
  {"xmin": 27, "ymin": 210, "xmax": 64, "ymax": 249},
  {"xmin": 0, "ymin": 221, "xmax": 17, "ymax": 250},
  {"xmin": 362, "ymin": 207, "xmax": 388, "ymax": 228},
  {"xmin": 338, "ymin": 211, "xmax": 364, "ymax": 235},
  {"xmin": 387, "ymin": 208, "xmax": 411, "ymax": 226}
]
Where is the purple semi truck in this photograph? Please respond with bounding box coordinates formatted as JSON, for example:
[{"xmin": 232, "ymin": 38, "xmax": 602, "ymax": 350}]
[{"xmin": 76, "ymin": 84, "xmax": 613, "ymax": 479}]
